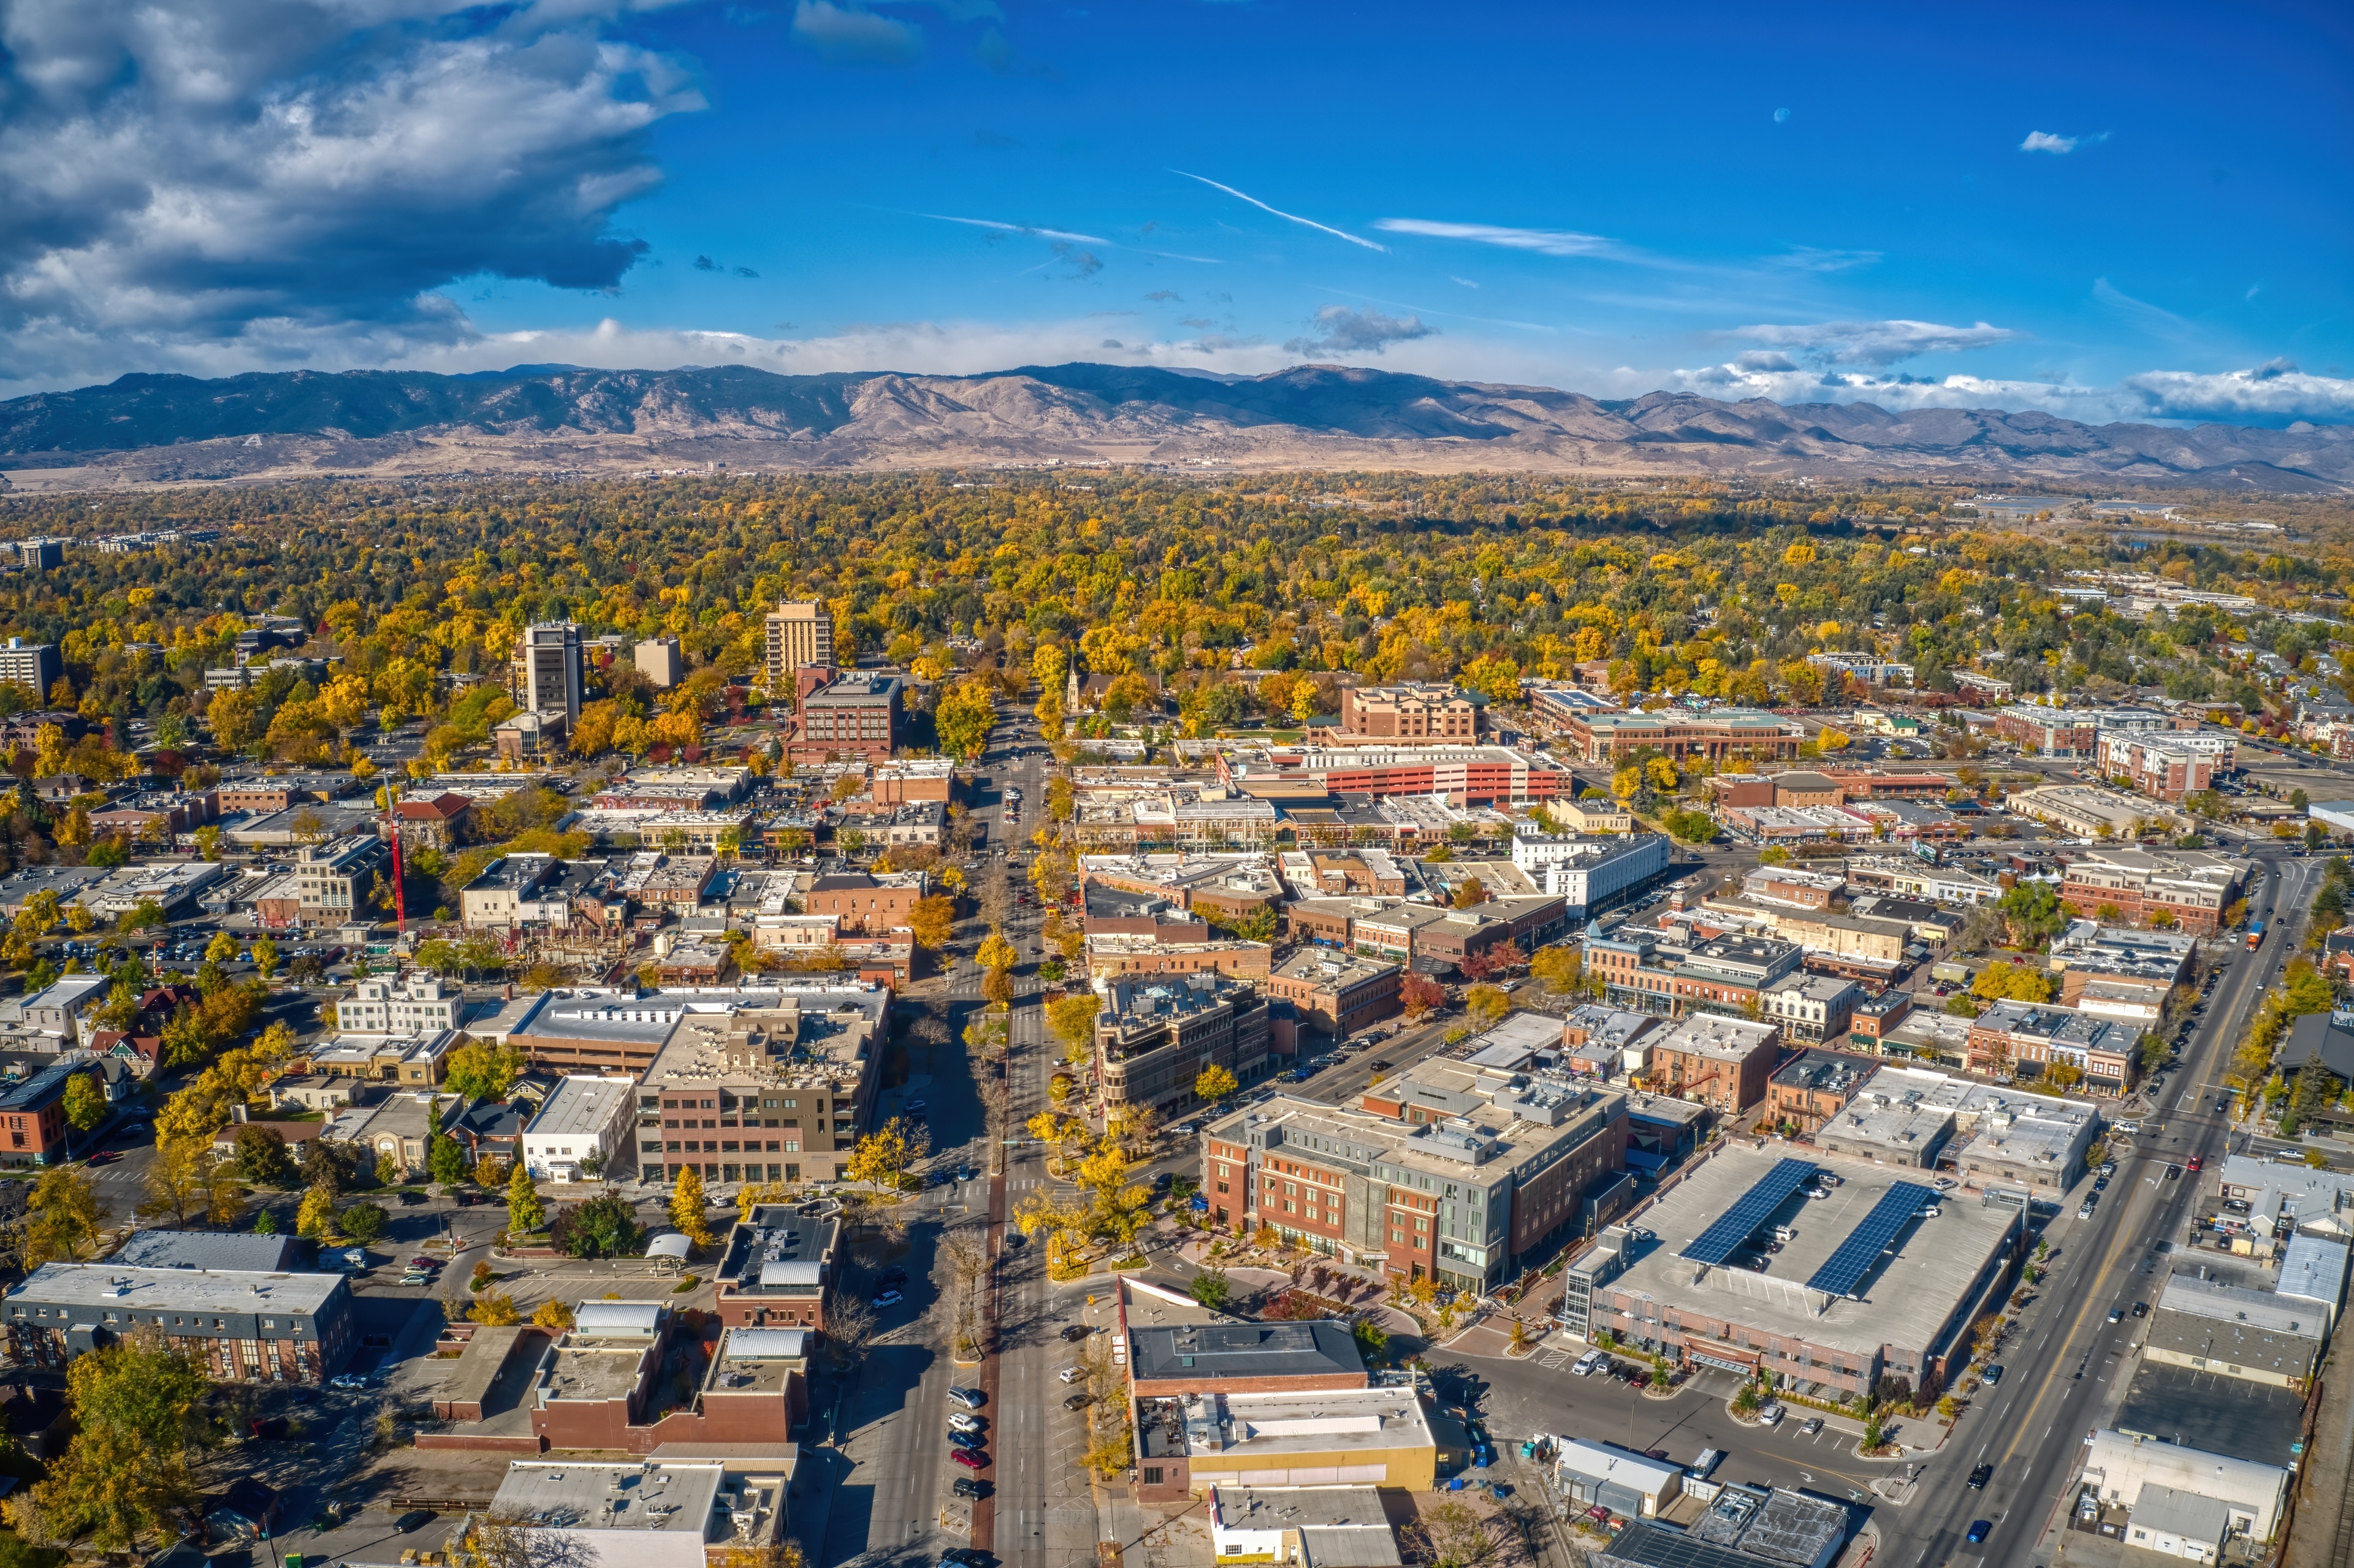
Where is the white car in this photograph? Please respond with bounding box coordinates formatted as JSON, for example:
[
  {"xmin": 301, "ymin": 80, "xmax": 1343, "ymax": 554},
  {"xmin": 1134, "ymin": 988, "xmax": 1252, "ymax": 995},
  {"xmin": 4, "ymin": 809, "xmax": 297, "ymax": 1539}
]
[
  {"xmin": 949, "ymin": 1412, "xmax": 983, "ymax": 1433},
  {"xmin": 1758, "ymin": 1404, "xmax": 1784, "ymax": 1427},
  {"xmin": 1059, "ymin": 1365, "xmax": 1084, "ymax": 1383},
  {"xmin": 1571, "ymin": 1350, "xmax": 1605, "ymax": 1377}
]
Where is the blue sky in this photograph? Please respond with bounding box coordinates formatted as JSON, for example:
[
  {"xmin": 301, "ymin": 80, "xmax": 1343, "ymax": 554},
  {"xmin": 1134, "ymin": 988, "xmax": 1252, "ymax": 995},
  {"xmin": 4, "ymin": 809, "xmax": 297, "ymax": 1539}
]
[{"xmin": 1, "ymin": 0, "xmax": 2349, "ymax": 422}]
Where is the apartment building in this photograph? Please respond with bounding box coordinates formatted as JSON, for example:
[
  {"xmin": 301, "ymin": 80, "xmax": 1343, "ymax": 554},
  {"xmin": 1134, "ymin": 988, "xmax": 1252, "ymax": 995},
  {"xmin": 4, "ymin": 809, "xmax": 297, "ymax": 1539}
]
[
  {"xmin": 1553, "ymin": 709, "xmax": 1804, "ymax": 764},
  {"xmin": 2097, "ymin": 733, "xmax": 2216, "ymax": 803},
  {"xmin": 1334, "ymin": 682, "xmax": 1480, "ymax": 742},
  {"xmin": 509, "ymin": 620, "xmax": 584, "ymax": 730},
  {"xmin": 2059, "ymin": 845, "xmax": 2247, "ymax": 935},
  {"xmin": 2, "ymin": 1264, "xmax": 354, "ymax": 1382},
  {"xmin": 1094, "ymin": 972, "xmax": 1273, "ymax": 1115},
  {"xmin": 635, "ymin": 635, "xmax": 682, "ymax": 688},
  {"xmin": 794, "ymin": 672, "xmax": 905, "ymax": 762},
  {"xmin": 763, "ymin": 600, "xmax": 836, "ymax": 691},
  {"xmin": 292, "ymin": 835, "xmax": 387, "ymax": 927},
  {"xmin": 0, "ymin": 639, "xmax": 60, "ymax": 700},
  {"xmin": 1204, "ymin": 1068, "xmax": 1628, "ymax": 1292},
  {"xmin": 1669, "ymin": 935, "xmax": 1805, "ymax": 1019},
  {"xmin": 518, "ymin": 1074, "xmax": 637, "ymax": 1182},
  {"xmin": 336, "ymin": 975, "xmax": 466, "ymax": 1037},
  {"xmin": 0, "ymin": 1059, "xmax": 105, "ymax": 1168}
]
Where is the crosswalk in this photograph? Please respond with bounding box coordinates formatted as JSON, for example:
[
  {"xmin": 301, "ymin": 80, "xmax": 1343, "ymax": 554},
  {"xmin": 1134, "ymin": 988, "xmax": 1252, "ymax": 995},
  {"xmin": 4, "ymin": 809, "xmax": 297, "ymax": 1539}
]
[{"xmin": 1539, "ymin": 1350, "xmax": 1572, "ymax": 1370}]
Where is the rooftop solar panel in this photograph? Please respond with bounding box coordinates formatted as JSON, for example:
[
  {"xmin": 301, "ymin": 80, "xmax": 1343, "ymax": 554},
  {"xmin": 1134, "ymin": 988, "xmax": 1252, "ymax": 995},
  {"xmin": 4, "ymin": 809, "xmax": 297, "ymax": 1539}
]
[
  {"xmin": 1807, "ymin": 1181, "xmax": 1940, "ymax": 1299},
  {"xmin": 1679, "ymin": 1157, "xmax": 1817, "ymax": 1266}
]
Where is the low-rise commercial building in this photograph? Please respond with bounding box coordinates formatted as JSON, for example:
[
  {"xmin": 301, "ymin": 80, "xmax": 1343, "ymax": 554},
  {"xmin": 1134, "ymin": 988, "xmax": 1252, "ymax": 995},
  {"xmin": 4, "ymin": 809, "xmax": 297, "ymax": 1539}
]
[
  {"xmin": 335, "ymin": 974, "xmax": 467, "ymax": 1037},
  {"xmin": 712, "ymin": 1203, "xmax": 843, "ymax": 1331},
  {"xmin": 1508, "ymin": 828, "xmax": 1672, "ymax": 916},
  {"xmin": 519, "ymin": 1074, "xmax": 638, "ymax": 1183},
  {"xmin": 2142, "ymin": 1272, "xmax": 2324, "ymax": 1390},
  {"xmin": 1967, "ymin": 1000, "xmax": 2142, "ymax": 1096},
  {"xmin": 1642, "ymin": 1014, "xmax": 1783, "ymax": 1114},
  {"xmin": 2057, "ymin": 845, "xmax": 2246, "ymax": 936},
  {"xmin": 2098, "ymin": 734, "xmax": 2217, "ymax": 803},
  {"xmin": 1264, "ymin": 950, "xmax": 1400, "ymax": 1040},
  {"xmin": 1133, "ymin": 1383, "xmax": 1436, "ymax": 1503},
  {"xmin": 1765, "ymin": 1049, "xmax": 1870, "ymax": 1132},
  {"xmin": 2081, "ymin": 1429, "xmax": 2288, "ymax": 1545},
  {"xmin": 1554, "ymin": 709, "xmax": 1804, "ymax": 765},
  {"xmin": 1760, "ymin": 975, "xmax": 1861, "ymax": 1045}
]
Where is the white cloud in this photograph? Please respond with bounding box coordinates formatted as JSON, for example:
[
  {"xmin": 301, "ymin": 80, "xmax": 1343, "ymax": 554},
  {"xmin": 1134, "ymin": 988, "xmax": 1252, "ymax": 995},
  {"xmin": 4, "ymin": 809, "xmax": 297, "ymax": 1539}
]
[
  {"xmin": 1170, "ymin": 172, "xmax": 1386, "ymax": 251},
  {"xmin": 1663, "ymin": 356, "xmax": 2354, "ymax": 425},
  {"xmin": 791, "ymin": 1, "xmax": 924, "ymax": 66},
  {"xmin": 1374, "ymin": 218, "xmax": 1616, "ymax": 257},
  {"xmin": 1764, "ymin": 246, "xmax": 1882, "ymax": 273},
  {"xmin": 0, "ymin": 0, "xmax": 705, "ymax": 389},
  {"xmin": 1714, "ymin": 319, "xmax": 2022, "ymax": 367},
  {"xmin": 2021, "ymin": 129, "xmax": 2109, "ymax": 154},
  {"xmin": 1282, "ymin": 305, "xmax": 1434, "ymax": 357}
]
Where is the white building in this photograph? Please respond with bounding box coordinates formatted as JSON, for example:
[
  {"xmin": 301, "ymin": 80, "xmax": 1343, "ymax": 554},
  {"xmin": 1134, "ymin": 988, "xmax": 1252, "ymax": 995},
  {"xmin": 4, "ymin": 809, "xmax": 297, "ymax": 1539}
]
[
  {"xmin": 1507, "ymin": 828, "xmax": 1670, "ymax": 915},
  {"xmin": 519, "ymin": 1074, "xmax": 638, "ymax": 1183},
  {"xmin": 482, "ymin": 1452, "xmax": 788, "ymax": 1568},
  {"xmin": 2081, "ymin": 1429, "xmax": 2288, "ymax": 1543},
  {"xmin": 336, "ymin": 975, "xmax": 465, "ymax": 1038}
]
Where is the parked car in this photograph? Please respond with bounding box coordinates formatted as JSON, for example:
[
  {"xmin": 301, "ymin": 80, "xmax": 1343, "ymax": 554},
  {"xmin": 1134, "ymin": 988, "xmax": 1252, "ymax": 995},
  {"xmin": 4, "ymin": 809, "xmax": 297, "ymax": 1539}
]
[
  {"xmin": 947, "ymin": 1430, "xmax": 985, "ymax": 1450},
  {"xmin": 395, "ymin": 1511, "xmax": 437, "ymax": 1534},
  {"xmin": 1064, "ymin": 1392, "xmax": 1092, "ymax": 1410},
  {"xmin": 330, "ymin": 1372, "xmax": 371, "ymax": 1390},
  {"xmin": 948, "ymin": 1387, "xmax": 986, "ymax": 1409},
  {"xmin": 951, "ymin": 1479, "xmax": 988, "ymax": 1500},
  {"xmin": 1571, "ymin": 1350, "xmax": 1604, "ymax": 1377},
  {"xmin": 1058, "ymin": 1366, "xmax": 1084, "ymax": 1383},
  {"xmin": 949, "ymin": 1413, "xmax": 984, "ymax": 1434},
  {"xmin": 941, "ymin": 1550, "xmax": 989, "ymax": 1568},
  {"xmin": 1800, "ymin": 1417, "xmax": 1823, "ymax": 1436},
  {"xmin": 1757, "ymin": 1404, "xmax": 1783, "ymax": 1426},
  {"xmin": 1060, "ymin": 1324, "xmax": 1091, "ymax": 1342},
  {"xmin": 878, "ymin": 1266, "xmax": 908, "ymax": 1287},
  {"xmin": 1982, "ymin": 1364, "xmax": 2003, "ymax": 1385},
  {"xmin": 950, "ymin": 1448, "xmax": 986, "ymax": 1470},
  {"xmin": 872, "ymin": 1290, "xmax": 904, "ymax": 1309}
]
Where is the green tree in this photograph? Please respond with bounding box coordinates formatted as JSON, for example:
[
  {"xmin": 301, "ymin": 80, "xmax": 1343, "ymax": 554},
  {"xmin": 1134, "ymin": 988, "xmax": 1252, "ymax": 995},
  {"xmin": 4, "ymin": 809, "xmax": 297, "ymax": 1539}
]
[
  {"xmin": 444, "ymin": 1038, "xmax": 523, "ymax": 1102},
  {"xmin": 554, "ymin": 1189, "xmax": 647, "ymax": 1258},
  {"xmin": 61, "ymin": 1071, "xmax": 106, "ymax": 1133},
  {"xmin": 339, "ymin": 1201, "xmax": 389, "ymax": 1244},
  {"xmin": 427, "ymin": 1131, "xmax": 469, "ymax": 1187},
  {"xmin": 232, "ymin": 1124, "xmax": 297, "ymax": 1187},
  {"xmin": 507, "ymin": 1160, "xmax": 546, "ymax": 1235},
  {"xmin": 1189, "ymin": 1268, "xmax": 1232, "ymax": 1311}
]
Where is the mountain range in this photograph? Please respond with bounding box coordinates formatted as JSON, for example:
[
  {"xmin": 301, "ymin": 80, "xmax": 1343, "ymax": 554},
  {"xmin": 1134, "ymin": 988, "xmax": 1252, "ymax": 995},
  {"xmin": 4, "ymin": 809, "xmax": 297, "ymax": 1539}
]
[{"xmin": 1, "ymin": 362, "xmax": 2348, "ymax": 493}]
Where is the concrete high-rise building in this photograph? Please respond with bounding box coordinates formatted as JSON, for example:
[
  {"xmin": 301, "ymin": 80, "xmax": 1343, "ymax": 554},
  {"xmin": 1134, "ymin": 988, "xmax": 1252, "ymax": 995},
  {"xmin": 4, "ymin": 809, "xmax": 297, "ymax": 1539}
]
[
  {"xmin": 764, "ymin": 601, "xmax": 835, "ymax": 690},
  {"xmin": 511, "ymin": 621, "xmax": 583, "ymax": 729},
  {"xmin": 634, "ymin": 635, "xmax": 682, "ymax": 689},
  {"xmin": 0, "ymin": 638, "xmax": 60, "ymax": 702}
]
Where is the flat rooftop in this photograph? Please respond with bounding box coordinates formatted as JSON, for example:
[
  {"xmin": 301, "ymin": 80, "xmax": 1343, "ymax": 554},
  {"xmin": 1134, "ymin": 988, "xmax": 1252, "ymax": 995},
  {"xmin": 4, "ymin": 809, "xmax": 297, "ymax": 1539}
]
[
  {"xmin": 2112, "ymin": 1360, "xmax": 2307, "ymax": 1469},
  {"xmin": 1129, "ymin": 1320, "xmax": 1363, "ymax": 1384},
  {"xmin": 7, "ymin": 1262, "xmax": 343, "ymax": 1315},
  {"xmin": 489, "ymin": 1458, "xmax": 720, "ymax": 1535},
  {"xmin": 1138, "ymin": 1384, "xmax": 1431, "ymax": 1462},
  {"xmin": 706, "ymin": 1326, "xmax": 808, "ymax": 1397},
  {"xmin": 525, "ymin": 1075, "xmax": 635, "ymax": 1140},
  {"xmin": 535, "ymin": 1333, "xmax": 657, "ymax": 1406},
  {"xmin": 1609, "ymin": 1145, "xmax": 2020, "ymax": 1358}
]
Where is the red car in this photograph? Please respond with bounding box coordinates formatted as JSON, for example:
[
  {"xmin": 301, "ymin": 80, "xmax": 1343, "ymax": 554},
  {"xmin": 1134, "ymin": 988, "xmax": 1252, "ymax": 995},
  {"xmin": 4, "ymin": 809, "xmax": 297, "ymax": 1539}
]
[
  {"xmin": 2186, "ymin": 1155, "xmax": 2203, "ymax": 1173},
  {"xmin": 85, "ymin": 1151, "xmax": 119, "ymax": 1166},
  {"xmin": 950, "ymin": 1448, "xmax": 988, "ymax": 1470},
  {"xmin": 408, "ymin": 1257, "xmax": 444, "ymax": 1271}
]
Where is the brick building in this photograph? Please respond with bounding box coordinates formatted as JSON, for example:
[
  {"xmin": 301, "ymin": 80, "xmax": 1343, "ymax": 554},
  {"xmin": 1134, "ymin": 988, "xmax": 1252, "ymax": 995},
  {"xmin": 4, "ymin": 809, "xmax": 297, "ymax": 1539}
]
[
  {"xmin": 3, "ymin": 1263, "xmax": 353, "ymax": 1382},
  {"xmin": 794, "ymin": 672, "xmax": 905, "ymax": 762},
  {"xmin": 1642, "ymin": 1014, "xmax": 1784, "ymax": 1113},
  {"xmin": 1332, "ymin": 683, "xmax": 1480, "ymax": 742},
  {"xmin": 804, "ymin": 870, "xmax": 928, "ymax": 935},
  {"xmin": 1094, "ymin": 972, "xmax": 1272, "ymax": 1115},
  {"xmin": 0, "ymin": 1059, "xmax": 105, "ymax": 1168},
  {"xmin": 1264, "ymin": 950, "xmax": 1401, "ymax": 1039}
]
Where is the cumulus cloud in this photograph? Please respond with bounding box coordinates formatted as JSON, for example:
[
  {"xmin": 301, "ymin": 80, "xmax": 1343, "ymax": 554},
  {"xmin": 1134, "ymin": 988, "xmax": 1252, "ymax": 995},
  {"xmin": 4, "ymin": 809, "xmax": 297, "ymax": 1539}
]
[
  {"xmin": 1713, "ymin": 319, "xmax": 2021, "ymax": 368},
  {"xmin": 0, "ymin": 0, "xmax": 704, "ymax": 389},
  {"xmin": 1374, "ymin": 218, "xmax": 1615, "ymax": 257},
  {"xmin": 2022, "ymin": 130, "xmax": 2108, "ymax": 154},
  {"xmin": 1282, "ymin": 305, "xmax": 1434, "ymax": 357},
  {"xmin": 791, "ymin": 1, "xmax": 924, "ymax": 65},
  {"xmin": 1661, "ymin": 356, "xmax": 2354, "ymax": 426}
]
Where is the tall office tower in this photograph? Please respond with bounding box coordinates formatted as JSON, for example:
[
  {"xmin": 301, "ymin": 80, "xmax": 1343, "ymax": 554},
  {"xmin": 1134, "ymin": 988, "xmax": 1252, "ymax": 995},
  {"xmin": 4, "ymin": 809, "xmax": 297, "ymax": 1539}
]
[
  {"xmin": 511, "ymin": 621, "xmax": 584, "ymax": 730},
  {"xmin": 764, "ymin": 601, "xmax": 836, "ymax": 689}
]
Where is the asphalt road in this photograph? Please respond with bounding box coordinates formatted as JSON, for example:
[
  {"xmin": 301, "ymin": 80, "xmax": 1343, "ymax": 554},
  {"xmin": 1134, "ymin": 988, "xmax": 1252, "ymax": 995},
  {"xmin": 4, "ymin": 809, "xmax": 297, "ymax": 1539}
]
[{"xmin": 1880, "ymin": 851, "xmax": 2315, "ymax": 1568}]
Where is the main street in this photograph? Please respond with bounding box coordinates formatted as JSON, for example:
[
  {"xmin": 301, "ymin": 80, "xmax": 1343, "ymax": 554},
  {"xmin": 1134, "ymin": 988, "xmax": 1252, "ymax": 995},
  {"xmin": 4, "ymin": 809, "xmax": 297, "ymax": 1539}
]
[{"xmin": 1877, "ymin": 851, "xmax": 2318, "ymax": 1567}]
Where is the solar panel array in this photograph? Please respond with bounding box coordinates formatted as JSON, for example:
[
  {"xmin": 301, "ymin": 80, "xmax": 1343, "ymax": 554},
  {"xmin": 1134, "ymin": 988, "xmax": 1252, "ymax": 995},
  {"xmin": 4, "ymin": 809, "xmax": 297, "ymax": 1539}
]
[
  {"xmin": 1807, "ymin": 1180, "xmax": 1940, "ymax": 1299},
  {"xmin": 1679, "ymin": 1157, "xmax": 1818, "ymax": 1266}
]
